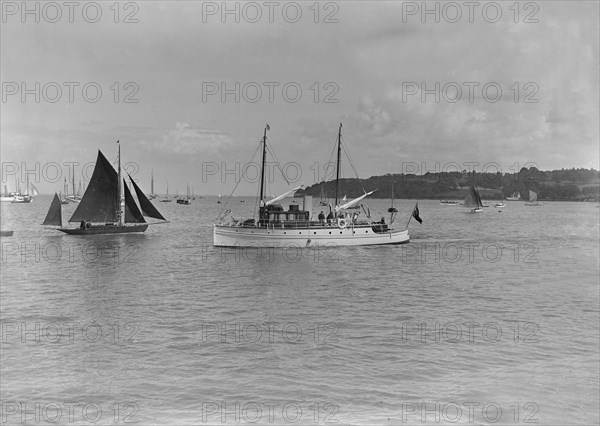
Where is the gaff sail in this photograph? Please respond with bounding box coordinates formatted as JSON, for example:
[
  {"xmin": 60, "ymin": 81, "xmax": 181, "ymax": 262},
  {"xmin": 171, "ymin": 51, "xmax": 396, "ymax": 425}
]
[
  {"xmin": 129, "ymin": 173, "xmax": 166, "ymax": 221},
  {"xmin": 69, "ymin": 151, "xmax": 119, "ymax": 223},
  {"xmin": 42, "ymin": 193, "xmax": 62, "ymax": 227},
  {"xmin": 335, "ymin": 190, "xmax": 375, "ymax": 212},
  {"xmin": 264, "ymin": 185, "xmax": 304, "ymax": 206}
]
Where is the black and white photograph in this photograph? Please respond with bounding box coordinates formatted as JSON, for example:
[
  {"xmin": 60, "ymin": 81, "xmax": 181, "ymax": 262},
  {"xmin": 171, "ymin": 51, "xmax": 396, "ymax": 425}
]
[{"xmin": 1, "ymin": 1, "xmax": 599, "ymax": 424}]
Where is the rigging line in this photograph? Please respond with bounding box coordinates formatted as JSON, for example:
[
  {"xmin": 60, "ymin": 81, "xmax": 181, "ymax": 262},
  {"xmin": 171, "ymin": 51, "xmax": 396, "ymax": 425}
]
[
  {"xmin": 340, "ymin": 137, "xmax": 366, "ymax": 193},
  {"xmin": 217, "ymin": 138, "xmax": 262, "ymax": 220},
  {"xmin": 265, "ymin": 142, "xmax": 291, "ymax": 187},
  {"xmin": 326, "ymin": 131, "xmax": 338, "ymax": 182}
]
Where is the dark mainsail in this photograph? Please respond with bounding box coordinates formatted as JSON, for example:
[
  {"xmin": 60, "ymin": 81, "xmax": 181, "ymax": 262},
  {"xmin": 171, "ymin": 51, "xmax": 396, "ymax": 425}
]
[
  {"xmin": 129, "ymin": 173, "xmax": 166, "ymax": 221},
  {"xmin": 69, "ymin": 151, "xmax": 119, "ymax": 223},
  {"xmin": 464, "ymin": 186, "xmax": 483, "ymax": 208},
  {"xmin": 42, "ymin": 193, "xmax": 62, "ymax": 227},
  {"xmin": 124, "ymin": 180, "xmax": 145, "ymax": 223}
]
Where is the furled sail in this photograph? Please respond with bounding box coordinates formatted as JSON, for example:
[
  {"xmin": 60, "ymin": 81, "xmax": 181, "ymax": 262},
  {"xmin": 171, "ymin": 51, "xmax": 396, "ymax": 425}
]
[
  {"xmin": 42, "ymin": 193, "xmax": 62, "ymax": 227},
  {"xmin": 124, "ymin": 179, "xmax": 145, "ymax": 223},
  {"xmin": 335, "ymin": 190, "xmax": 375, "ymax": 212},
  {"xmin": 129, "ymin": 174, "xmax": 166, "ymax": 221},
  {"xmin": 69, "ymin": 150, "xmax": 118, "ymax": 223},
  {"xmin": 264, "ymin": 185, "xmax": 304, "ymax": 206}
]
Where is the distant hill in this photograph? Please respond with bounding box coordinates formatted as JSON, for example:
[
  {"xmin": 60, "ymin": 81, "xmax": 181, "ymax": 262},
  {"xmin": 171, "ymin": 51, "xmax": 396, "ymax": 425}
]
[{"xmin": 298, "ymin": 167, "xmax": 600, "ymax": 202}]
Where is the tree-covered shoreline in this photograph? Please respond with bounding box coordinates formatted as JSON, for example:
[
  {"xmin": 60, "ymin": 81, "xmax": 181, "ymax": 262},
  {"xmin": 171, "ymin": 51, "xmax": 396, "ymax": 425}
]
[{"xmin": 298, "ymin": 167, "xmax": 600, "ymax": 202}]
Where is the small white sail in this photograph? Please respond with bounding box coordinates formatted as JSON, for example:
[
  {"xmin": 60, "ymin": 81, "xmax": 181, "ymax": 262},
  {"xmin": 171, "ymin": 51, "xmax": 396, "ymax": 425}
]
[
  {"xmin": 529, "ymin": 190, "xmax": 537, "ymax": 202},
  {"xmin": 335, "ymin": 190, "xmax": 375, "ymax": 212},
  {"xmin": 264, "ymin": 185, "xmax": 304, "ymax": 206}
]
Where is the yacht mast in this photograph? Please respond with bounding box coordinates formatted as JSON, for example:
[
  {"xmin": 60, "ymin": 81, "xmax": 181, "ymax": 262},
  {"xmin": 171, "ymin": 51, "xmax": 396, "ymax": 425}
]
[
  {"xmin": 259, "ymin": 125, "xmax": 269, "ymax": 212},
  {"xmin": 117, "ymin": 141, "xmax": 123, "ymax": 226},
  {"xmin": 334, "ymin": 123, "xmax": 342, "ymax": 208}
]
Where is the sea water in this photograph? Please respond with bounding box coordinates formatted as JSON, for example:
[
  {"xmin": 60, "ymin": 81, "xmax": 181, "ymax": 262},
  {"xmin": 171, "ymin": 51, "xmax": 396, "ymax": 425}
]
[{"xmin": 1, "ymin": 197, "xmax": 598, "ymax": 424}]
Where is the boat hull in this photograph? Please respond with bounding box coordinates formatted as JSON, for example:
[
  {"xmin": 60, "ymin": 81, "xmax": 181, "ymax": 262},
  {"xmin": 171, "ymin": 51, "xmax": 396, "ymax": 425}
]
[
  {"xmin": 59, "ymin": 224, "xmax": 148, "ymax": 235},
  {"xmin": 214, "ymin": 224, "xmax": 410, "ymax": 247}
]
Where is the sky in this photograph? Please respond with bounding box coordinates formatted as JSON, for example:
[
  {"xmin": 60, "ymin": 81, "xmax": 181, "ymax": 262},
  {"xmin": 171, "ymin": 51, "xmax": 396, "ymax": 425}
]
[{"xmin": 1, "ymin": 0, "xmax": 599, "ymax": 196}]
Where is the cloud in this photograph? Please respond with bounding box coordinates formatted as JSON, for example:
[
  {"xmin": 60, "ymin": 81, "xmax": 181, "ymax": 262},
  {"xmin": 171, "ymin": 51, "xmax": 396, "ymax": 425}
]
[{"xmin": 140, "ymin": 122, "xmax": 233, "ymax": 156}]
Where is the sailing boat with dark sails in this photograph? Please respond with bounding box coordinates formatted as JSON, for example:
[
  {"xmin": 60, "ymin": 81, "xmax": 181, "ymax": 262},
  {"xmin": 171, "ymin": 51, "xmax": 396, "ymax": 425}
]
[
  {"xmin": 42, "ymin": 145, "xmax": 167, "ymax": 234},
  {"xmin": 213, "ymin": 124, "xmax": 411, "ymax": 247},
  {"xmin": 464, "ymin": 186, "xmax": 484, "ymax": 213},
  {"xmin": 525, "ymin": 190, "xmax": 543, "ymax": 206}
]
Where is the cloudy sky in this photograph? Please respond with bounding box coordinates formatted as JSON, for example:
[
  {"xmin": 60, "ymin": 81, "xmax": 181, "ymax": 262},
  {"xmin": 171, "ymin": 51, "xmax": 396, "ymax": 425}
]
[{"xmin": 1, "ymin": 1, "xmax": 598, "ymax": 195}]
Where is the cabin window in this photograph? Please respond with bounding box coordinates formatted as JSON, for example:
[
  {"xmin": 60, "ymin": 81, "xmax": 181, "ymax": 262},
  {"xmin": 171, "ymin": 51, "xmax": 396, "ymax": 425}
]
[{"xmin": 313, "ymin": 232, "xmax": 316, "ymax": 234}]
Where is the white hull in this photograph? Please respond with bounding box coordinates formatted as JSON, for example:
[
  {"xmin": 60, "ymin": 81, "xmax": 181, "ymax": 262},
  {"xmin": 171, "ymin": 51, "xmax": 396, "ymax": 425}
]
[
  {"xmin": 465, "ymin": 207, "xmax": 483, "ymax": 213},
  {"xmin": 214, "ymin": 224, "xmax": 410, "ymax": 247},
  {"xmin": 0, "ymin": 196, "xmax": 15, "ymax": 202}
]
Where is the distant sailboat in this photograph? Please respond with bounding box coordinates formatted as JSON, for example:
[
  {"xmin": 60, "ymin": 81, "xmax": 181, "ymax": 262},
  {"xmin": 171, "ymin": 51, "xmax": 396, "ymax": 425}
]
[
  {"xmin": 160, "ymin": 182, "xmax": 172, "ymax": 202},
  {"xmin": 11, "ymin": 175, "xmax": 36, "ymax": 203},
  {"xmin": 60, "ymin": 179, "xmax": 70, "ymax": 204},
  {"xmin": 506, "ymin": 192, "xmax": 521, "ymax": 201},
  {"xmin": 148, "ymin": 170, "xmax": 157, "ymax": 200},
  {"xmin": 464, "ymin": 186, "xmax": 484, "ymax": 213},
  {"xmin": 177, "ymin": 184, "xmax": 192, "ymax": 204},
  {"xmin": 525, "ymin": 190, "xmax": 543, "ymax": 206},
  {"xmin": 494, "ymin": 188, "xmax": 506, "ymax": 208},
  {"xmin": 42, "ymin": 145, "xmax": 167, "ymax": 234},
  {"xmin": 0, "ymin": 185, "xmax": 14, "ymax": 202},
  {"xmin": 66, "ymin": 164, "xmax": 81, "ymax": 203}
]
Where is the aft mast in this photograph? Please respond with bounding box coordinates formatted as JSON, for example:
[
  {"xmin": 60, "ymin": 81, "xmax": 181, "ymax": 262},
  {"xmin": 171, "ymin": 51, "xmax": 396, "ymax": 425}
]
[
  {"xmin": 259, "ymin": 124, "xmax": 269, "ymax": 221},
  {"xmin": 334, "ymin": 123, "xmax": 342, "ymax": 208},
  {"xmin": 117, "ymin": 141, "xmax": 124, "ymax": 226}
]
